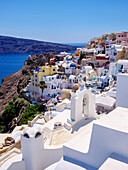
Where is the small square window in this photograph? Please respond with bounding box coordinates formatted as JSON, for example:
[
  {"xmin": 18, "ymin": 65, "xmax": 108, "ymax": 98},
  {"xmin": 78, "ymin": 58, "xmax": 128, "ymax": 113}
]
[{"xmin": 53, "ymin": 69, "xmax": 55, "ymax": 71}]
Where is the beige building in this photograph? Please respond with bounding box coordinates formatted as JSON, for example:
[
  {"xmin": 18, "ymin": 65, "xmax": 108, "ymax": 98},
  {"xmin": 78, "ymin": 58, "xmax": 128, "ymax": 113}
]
[
  {"xmin": 29, "ymin": 66, "xmax": 57, "ymax": 100},
  {"xmin": 115, "ymin": 47, "xmax": 126, "ymax": 62}
]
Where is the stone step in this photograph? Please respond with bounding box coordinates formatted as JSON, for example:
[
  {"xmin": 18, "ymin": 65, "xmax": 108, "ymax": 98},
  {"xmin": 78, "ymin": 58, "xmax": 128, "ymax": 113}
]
[
  {"xmin": 67, "ymin": 119, "xmax": 73, "ymax": 125},
  {"xmin": 64, "ymin": 122, "xmax": 72, "ymax": 130}
]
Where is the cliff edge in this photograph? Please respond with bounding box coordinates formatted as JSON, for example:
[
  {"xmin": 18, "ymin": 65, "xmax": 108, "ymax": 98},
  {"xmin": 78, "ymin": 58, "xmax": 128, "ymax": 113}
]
[{"xmin": 0, "ymin": 52, "xmax": 57, "ymax": 116}]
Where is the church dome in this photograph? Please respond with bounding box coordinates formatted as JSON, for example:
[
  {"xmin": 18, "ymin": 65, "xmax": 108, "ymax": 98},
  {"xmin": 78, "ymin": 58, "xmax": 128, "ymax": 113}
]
[{"xmin": 70, "ymin": 63, "xmax": 76, "ymax": 67}]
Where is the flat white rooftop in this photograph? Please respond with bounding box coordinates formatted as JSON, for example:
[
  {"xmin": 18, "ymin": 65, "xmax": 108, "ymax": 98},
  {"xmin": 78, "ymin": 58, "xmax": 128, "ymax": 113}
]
[
  {"xmin": 64, "ymin": 119, "xmax": 95, "ymax": 153},
  {"xmin": 95, "ymin": 107, "xmax": 128, "ymax": 133},
  {"xmin": 45, "ymin": 158, "xmax": 87, "ymax": 170},
  {"xmin": 117, "ymin": 60, "xmax": 128, "ymax": 65},
  {"xmin": 99, "ymin": 154, "xmax": 128, "ymax": 170},
  {"xmin": 62, "ymin": 107, "xmax": 128, "ymax": 169}
]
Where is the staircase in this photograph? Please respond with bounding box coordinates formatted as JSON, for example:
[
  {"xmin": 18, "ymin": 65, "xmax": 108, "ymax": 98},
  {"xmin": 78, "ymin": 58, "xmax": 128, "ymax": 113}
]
[{"xmin": 64, "ymin": 119, "xmax": 76, "ymax": 130}]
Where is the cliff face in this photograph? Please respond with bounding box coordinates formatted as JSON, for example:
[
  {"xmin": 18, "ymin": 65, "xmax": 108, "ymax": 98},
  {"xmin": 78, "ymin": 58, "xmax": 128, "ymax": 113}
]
[
  {"xmin": 0, "ymin": 52, "xmax": 57, "ymax": 116},
  {"xmin": 0, "ymin": 36, "xmax": 76, "ymax": 53}
]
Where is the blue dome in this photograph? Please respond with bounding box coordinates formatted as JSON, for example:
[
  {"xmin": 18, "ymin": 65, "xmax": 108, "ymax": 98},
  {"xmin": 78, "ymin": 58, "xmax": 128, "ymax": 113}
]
[
  {"xmin": 70, "ymin": 63, "xmax": 76, "ymax": 67},
  {"xmin": 67, "ymin": 58, "xmax": 72, "ymax": 61},
  {"xmin": 35, "ymin": 68, "xmax": 41, "ymax": 72}
]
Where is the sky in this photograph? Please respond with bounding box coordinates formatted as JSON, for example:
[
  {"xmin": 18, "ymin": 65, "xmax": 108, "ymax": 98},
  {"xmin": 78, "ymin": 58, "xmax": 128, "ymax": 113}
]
[{"xmin": 0, "ymin": 0, "xmax": 128, "ymax": 43}]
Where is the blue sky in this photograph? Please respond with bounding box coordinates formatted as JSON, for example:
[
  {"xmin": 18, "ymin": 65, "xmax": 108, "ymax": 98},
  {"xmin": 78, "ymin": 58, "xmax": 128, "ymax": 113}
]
[{"xmin": 0, "ymin": 0, "xmax": 128, "ymax": 43}]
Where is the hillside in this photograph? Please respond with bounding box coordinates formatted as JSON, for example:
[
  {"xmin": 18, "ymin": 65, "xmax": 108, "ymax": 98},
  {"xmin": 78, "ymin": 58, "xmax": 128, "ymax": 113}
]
[
  {"xmin": 0, "ymin": 52, "xmax": 57, "ymax": 117},
  {"xmin": 0, "ymin": 35, "xmax": 76, "ymax": 53}
]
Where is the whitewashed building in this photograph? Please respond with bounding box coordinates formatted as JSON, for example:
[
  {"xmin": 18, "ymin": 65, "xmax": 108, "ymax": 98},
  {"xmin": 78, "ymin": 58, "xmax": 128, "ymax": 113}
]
[
  {"xmin": 47, "ymin": 107, "xmax": 128, "ymax": 170},
  {"xmin": 116, "ymin": 73, "xmax": 128, "ymax": 108}
]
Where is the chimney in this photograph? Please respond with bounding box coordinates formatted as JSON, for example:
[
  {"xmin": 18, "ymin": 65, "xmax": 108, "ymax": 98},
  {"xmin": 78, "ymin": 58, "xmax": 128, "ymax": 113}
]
[{"xmin": 21, "ymin": 126, "xmax": 44, "ymax": 170}]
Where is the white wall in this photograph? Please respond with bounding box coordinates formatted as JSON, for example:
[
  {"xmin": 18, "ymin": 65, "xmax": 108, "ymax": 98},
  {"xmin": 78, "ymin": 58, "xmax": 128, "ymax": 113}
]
[
  {"xmin": 98, "ymin": 68, "xmax": 108, "ymax": 76},
  {"xmin": 21, "ymin": 134, "xmax": 44, "ymax": 170},
  {"xmin": 109, "ymin": 63, "xmax": 116, "ymax": 76},
  {"xmin": 6, "ymin": 146, "xmax": 63, "ymax": 170},
  {"xmin": 8, "ymin": 160, "xmax": 25, "ymax": 170},
  {"xmin": 63, "ymin": 122, "xmax": 128, "ymax": 169},
  {"xmin": 21, "ymin": 128, "xmax": 63, "ymax": 170},
  {"xmin": 65, "ymin": 68, "xmax": 72, "ymax": 75},
  {"xmin": 42, "ymin": 147, "xmax": 63, "ymax": 169},
  {"xmin": 116, "ymin": 74, "xmax": 128, "ymax": 108}
]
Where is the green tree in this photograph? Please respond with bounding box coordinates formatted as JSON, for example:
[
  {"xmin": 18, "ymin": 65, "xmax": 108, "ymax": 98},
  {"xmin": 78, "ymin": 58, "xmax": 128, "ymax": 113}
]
[
  {"xmin": 78, "ymin": 53, "xmax": 84, "ymax": 64},
  {"xmin": 38, "ymin": 81, "xmax": 47, "ymax": 93},
  {"xmin": 0, "ymin": 97, "xmax": 30, "ymax": 133}
]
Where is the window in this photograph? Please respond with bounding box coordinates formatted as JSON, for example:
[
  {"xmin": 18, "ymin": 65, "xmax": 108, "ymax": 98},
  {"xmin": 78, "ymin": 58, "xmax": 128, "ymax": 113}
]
[
  {"xmin": 113, "ymin": 52, "xmax": 117, "ymax": 56},
  {"xmin": 23, "ymin": 134, "xmax": 29, "ymax": 138},
  {"xmin": 33, "ymin": 83, "xmax": 34, "ymax": 86},
  {"xmin": 35, "ymin": 132, "xmax": 41, "ymax": 138},
  {"xmin": 119, "ymin": 35, "xmax": 120, "ymax": 37},
  {"xmin": 122, "ymin": 35, "xmax": 123, "ymax": 37},
  {"xmin": 35, "ymin": 75, "xmax": 37, "ymax": 77},
  {"xmin": 117, "ymin": 41, "xmax": 118, "ymax": 43},
  {"xmin": 35, "ymin": 79, "xmax": 37, "ymax": 82},
  {"xmin": 42, "ymin": 70, "xmax": 45, "ymax": 72},
  {"xmin": 53, "ymin": 69, "xmax": 55, "ymax": 71}
]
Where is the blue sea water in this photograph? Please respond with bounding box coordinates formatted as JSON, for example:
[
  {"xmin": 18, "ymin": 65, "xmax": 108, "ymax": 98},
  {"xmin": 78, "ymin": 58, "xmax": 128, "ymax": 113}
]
[
  {"xmin": 0, "ymin": 53, "xmax": 31, "ymax": 85},
  {"xmin": 66, "ymin": 43, "xmax": 88, "ymax": 47}
]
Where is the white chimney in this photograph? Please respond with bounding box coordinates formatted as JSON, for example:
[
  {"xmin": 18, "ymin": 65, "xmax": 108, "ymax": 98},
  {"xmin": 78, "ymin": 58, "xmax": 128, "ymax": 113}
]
[{"xmin": 21, "ymin": 126, "xmax": 44, "ymax": 170}]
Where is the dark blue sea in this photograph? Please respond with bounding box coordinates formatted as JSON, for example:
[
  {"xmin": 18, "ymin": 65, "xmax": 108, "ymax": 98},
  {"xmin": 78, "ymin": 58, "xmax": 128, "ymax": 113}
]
[{"xmin": 0, "ymin": 53, "xmax": 31, "ymax": 85}]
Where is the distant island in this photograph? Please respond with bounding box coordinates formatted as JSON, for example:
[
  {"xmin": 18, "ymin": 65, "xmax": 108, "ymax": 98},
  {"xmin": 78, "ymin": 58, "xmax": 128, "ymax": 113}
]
[{"xmin": 0, "ymin": 35, "xmax": 77, "ymax": 53}]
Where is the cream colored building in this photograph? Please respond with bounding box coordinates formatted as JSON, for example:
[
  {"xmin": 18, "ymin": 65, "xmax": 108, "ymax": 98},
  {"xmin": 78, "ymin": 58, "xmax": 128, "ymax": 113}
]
[
  {"xmin": 29, "ymin": 66, "xmax": 57, "ymax": 100},
  {"xmin": 38, "ymin": 66, "xmax": 57, "ymax": 82}
]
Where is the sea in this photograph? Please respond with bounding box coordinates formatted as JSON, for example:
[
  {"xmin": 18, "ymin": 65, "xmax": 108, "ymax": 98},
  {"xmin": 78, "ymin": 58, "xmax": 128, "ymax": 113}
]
[
  {"xmin": 0, "ymin": 43, "xmax": 87, "ymax": 85},
  {"xmin": 0, "ymin": 53, "xmax": 31, "ymax": 85},
  {"xmin": 66, "ymin": 43, "xmax": 87, "ymax": 47}
]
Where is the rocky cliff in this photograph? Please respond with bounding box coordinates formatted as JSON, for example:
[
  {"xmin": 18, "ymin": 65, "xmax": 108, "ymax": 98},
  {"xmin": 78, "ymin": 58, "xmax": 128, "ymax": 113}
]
[
  {"xmin": 0, "ymin": 52, "xmax": 57, "ymax": 116},
  {"xmin": 0, "ymin": 35, "xmax": 76, "ymax": 53}
]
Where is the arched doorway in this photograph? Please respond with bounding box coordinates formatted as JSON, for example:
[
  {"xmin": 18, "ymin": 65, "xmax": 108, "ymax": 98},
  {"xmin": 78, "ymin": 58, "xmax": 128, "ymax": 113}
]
[{"xmin": 82, "ymin": 93, "xmax": 89, "ymax": 117}]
